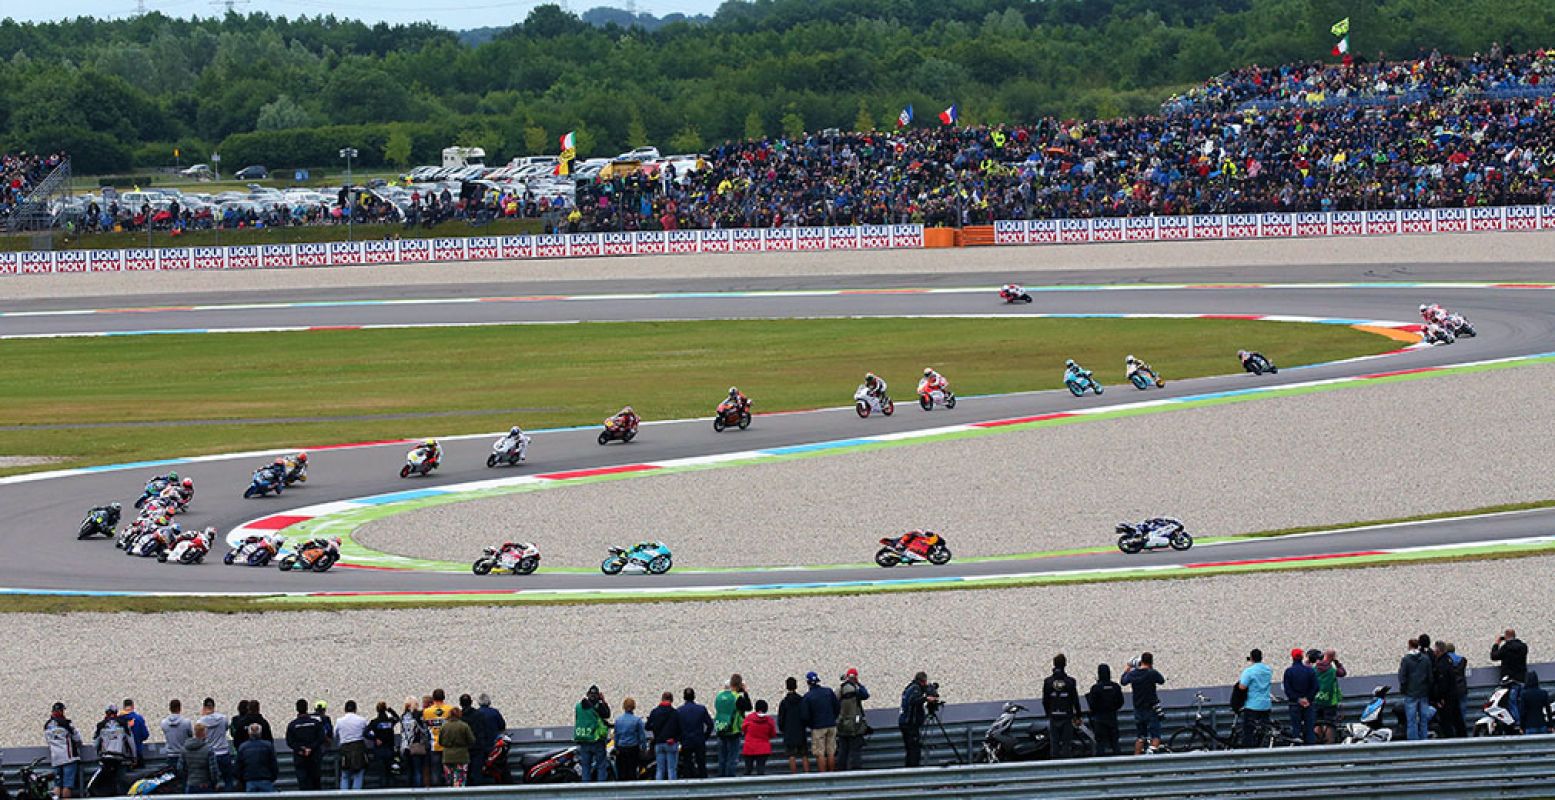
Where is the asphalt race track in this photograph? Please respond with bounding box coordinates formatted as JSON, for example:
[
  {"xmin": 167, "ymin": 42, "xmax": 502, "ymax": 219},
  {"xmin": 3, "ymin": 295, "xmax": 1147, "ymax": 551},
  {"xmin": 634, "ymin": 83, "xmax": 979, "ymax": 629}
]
[{"xmin": 4, "ymin": 263, "xmax": 1554, "ymax": 595}]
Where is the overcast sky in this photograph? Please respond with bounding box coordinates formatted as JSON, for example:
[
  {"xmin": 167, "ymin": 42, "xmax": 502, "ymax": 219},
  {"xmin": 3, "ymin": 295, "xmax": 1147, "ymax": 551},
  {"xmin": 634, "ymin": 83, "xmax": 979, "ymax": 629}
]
[{"xmin": 2, "ymin": 0, "xmax": 723, "ymax": 30}]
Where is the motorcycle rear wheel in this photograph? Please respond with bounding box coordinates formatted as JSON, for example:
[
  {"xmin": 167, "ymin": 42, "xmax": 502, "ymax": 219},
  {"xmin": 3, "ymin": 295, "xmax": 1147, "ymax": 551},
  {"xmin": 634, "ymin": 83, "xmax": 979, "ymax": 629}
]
[
  {"xmin": 600, "ymin": 558, "xmax": 624, "ymax": 576},
  {"xmin": 1118, "ymin": 538, "xmax": 1145, "ymax": 554},
  {"xmin": 623, "ymin": 430, "xmax": 636, "ymax": 443},
  {"xmin": 945, "ymin": 393, "xmax": 956, "ymax": 409},
  {"xmin": 882, "ymin": 399, "xmax": 894, "ymax": 416},
  {"xmin": 516, "ymin": 556, "xmax": 539, "ymax": 575},
  {"xmin": 738, "ymin": 412, "xmax": 751, "ymax": 430}
]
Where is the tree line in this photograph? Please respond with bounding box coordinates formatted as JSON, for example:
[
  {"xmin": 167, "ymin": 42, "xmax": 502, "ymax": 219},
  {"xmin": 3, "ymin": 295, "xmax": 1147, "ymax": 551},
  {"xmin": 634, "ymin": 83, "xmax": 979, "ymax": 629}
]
[{"xmin": 2, "ymin": 0, "xmax": 1553, "ymax": 175}]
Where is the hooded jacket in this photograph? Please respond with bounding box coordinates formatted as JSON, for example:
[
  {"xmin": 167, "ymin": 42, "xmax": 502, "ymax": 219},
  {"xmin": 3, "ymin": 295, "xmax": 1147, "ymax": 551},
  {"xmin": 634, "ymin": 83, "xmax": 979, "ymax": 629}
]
[
  {"xmin": 1522, "ymin": 672, "xmax": 1550, "ymax": 728},
  {"xmin": 1085, "ymin": 665, "xmax": 1124, "ymax": 719},
  {"xmin": 181, "ymin": 737, "xmax": 220, "ymax": 788}
]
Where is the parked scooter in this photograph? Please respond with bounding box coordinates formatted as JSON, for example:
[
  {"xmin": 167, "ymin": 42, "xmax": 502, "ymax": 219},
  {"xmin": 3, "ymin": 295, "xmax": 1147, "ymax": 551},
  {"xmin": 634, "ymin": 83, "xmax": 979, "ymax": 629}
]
[
  {"xmin": 1473, "ymin": 678, "xmax": 1523, "ymax": 736},
  {"xmin": 1341, "ymin": 686, "xmax": 1395, "ymax": 744}
]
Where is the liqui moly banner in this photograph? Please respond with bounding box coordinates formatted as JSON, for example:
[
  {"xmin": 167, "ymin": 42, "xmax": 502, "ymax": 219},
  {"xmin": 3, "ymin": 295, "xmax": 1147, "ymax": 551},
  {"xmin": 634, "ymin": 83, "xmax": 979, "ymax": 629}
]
[
  {"xmin": 890, "ymin": 225, "xmax": 924, "ymax": 248},
  {"xmin": 125, "ymin": 248, "xmax": 160, "ymax": 271},
  {"xmin": 1156, "ymin": 216, "xmax": 1191, "ymax": 240},
  {"xmin": 665, "ymin": 230, "xmax": 699, "ymax": 254},
  {"xmin": 601, "ymin": 231, "xmax": 635, "ymax": 256},
  {"xmin": 0, "ymin": 252, "xmax": 18, "ymax": 275},
  {"xmin": 327, "ymin": 241, "xmax": 364, "ymax": 265},
  {"xmin": 467, "ymin": 236, "xmax": 503, "ymax": 261},
  {"xmin": 1541, "ymin": 207, "xmax": 1555, "ymax": 230},
  {"xmin": 1363, "ymin": 210, "xmax": 1399, "ymax": 235},
  {"xmin": 795, "ymin": 227, "xmax": 828, "ymax": 251},
  {"xmin": 157, "ymin": 248, "xmax": 191, "ymax": 270},
  {"xmin": 227, "ymin": 245, "xmax": 261, "ymax": 269},
  {"xmin": 54, "ymin": 250, "xmax": 89, "ymax": 273},
  {"xmin": 827, "ymin": 226, "xmax": 861, "ymax": 249},
  {"xmin": 1090, "ymin": 218, "xmax": 1125, "ymax": 242},
  {"xmin": 1294, "ymin": 212, "xmax": 1329, "ymax": 236},
  {"xmin": 1124, "ymin": 217, "xmax": 1156, "ymax": 241},
  {"xmin": 1505, "ymin": 205, "xmax": 1540, "ymax": 231},
  {"xmin": 731, "ymin": 228, "xmax": 765, "ymax": 252},
  {"xmin": 762, "ymin": 228, "xmax": 795, "ymax": 251},
  {"xmin": 859, "ymin": 225, "xmax": 892, "ymax": 249},
  {"xmin": 1435, "ymin": 208, "xmax": 1470, "ymax": 232},
  {"xmin": 633, "ymin": 231, "xmax": 668, "ymax": 254},
  {"xmin": 1470, "ymin": 207, "xmax": 1503, "ymax": 231},
  {"xmin": 1028, "ymin": 220, "xmax": 1060, "ymax": 243},
  {"xmin": 1329, "ymin": 211, "xmax": 1363, "ymax": 236},
  {"xmin": 361, "ymin": 240, "xmax": 397, "ymax": 264},
  {"xmin": 534, "ymin": 235, "xmax": 568, "ymax": 258},
  {"xmin": 699, "ymin": 229, "xmax": 732, "ymax": 253},
  {"xmin": 1399, "ymin": 208, "xmax": 1434, "ymax": 234},
  {"xmin": 993, "ymin": 220, "xmax": 1026, "ymax": 245},
  {"xmin": 501, "ymin": 236, "xmax": 535, "ymax": 259},
  {"xmin": 432, "ymin": 238, "xmax": 467, "ymax": 262},
  {"xmin": 569, "ymin": 233, "xmax": 603, "ymax": 257},
  {"xmin": 294, "ymin": 243, "xmax": 330, "ymax": 266},
  {"xmin": 1190, "ymin": 215, "xmax": 1225, "ymax": 239},
  {"xmin": 397, "ymin": 239, "xmax": 432, "ymax": 263},
  {"xmin": 19, "ymin": 251, "xmax": 53, "ymax": 274},
  {"xmin": 90, "ymin": 249, "xmax": 124, "ymax": 272},
  {"xmin": 191, "ymin": 246, "xmax": 225, "ymax": 270},
  {"xmin": 1058, "ymin": 219, "xmax": 1089, "ymax": 243},
  {"xmin": 1259, "ymin": 213, "xmax": 1294, "ymax": 237},
  {"xmin": 1224, "ymin": 214, "xmax": 1259, "ymax": 239}
]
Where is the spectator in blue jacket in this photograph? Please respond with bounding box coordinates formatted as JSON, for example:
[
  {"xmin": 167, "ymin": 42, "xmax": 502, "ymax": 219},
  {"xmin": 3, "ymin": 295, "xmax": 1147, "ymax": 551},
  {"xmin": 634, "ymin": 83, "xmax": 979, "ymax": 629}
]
[
  {"xmin": 612, "ymin": 697, "xmax": 646, "ymax": 782},
  {"xmin": 1282, "ymin": 648, "xmax": 1318, "ymax": 745},
  {"xmin": 675, "ymin": 688, "xmax": 713, "ymax": 779},
  {"xmin": 800, "ymin": 672, "xmax": 840, "ymax": 772},
  {"xmin": 466, "ymin": 695, "xmax": 506, "ymax": 786},
  {"xmin": 235, "ymin": 724, "xmax": 279, "ymax": 792},
  {"xmin": 119, "ymin": 699, "xmax": 151, "ymax": 767},
  {"xmin": 644, "ymin": 693, "xmax": 681, "ymax": 781}
]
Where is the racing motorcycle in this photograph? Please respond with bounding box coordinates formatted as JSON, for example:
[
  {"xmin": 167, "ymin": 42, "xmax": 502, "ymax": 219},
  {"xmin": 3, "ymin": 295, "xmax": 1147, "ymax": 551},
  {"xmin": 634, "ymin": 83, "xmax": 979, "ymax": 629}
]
[
  {"xmin": 1240, "ymin": 351, "xmax": 1278, "ymax": 375},
  {"xmin": 158, "ymin": 531, "xmax": 211, "ymax": 565},
  {"xmin": 1422, "ymin": 322, "xmax": 1456, "ymax": 346},
  {"xmin": 875, "ymin": 532, "xmax": 953, "ymax": 567},
  {"xmin": 117, "ymin": 517, "xmax": 159, "ymax": 550},
  {"xmin": 126, "ymin": 528, "xmax": 175, "ymax": 558},
  {"xmin": 712, "ymin": 400, "xmax": 753, "ymax": 432},
  {"xmin": 400, "ymin": 448, "xmax": 439, "ymax": 478},
  {"xmin": 278, "ymin": 538, "xmax": 341, "ymax": 572},
  {"xmin": 486, "ymin": 432, "xmax": 530, "ymax": 467},
  {"xmin": 597, "ymin": 418, "xmax": 638, "ymax": 445},
  {"xmin": 243, "ymin": 468, "xmax": 285, "ymax": 498},
  {"xmin": 917, "ymin": 379, "xmax": 957, "ymax": 411},
  {"xmin": 282, "ymin": 459, "xmax": 308, "ymax": 486},
  {"xmin": 472, "ymin": 542, "xmax": 541, "ymax": 575},
  {"xmin": 1341, "ymin": 686, "xmax": 1395, "ymax": 745},
  {"xmin": 1115, "ymin": 518, "xmax": 1193, "ymax": 554},
  {"xmin": 1472, "ymin": 678, "xmax": 1523, "ymax": 737},
  {"xmin": 999, "ymin": 285, "xmax": 1034, "ymax": 304},
  {"xmin": 133, "ymin": 477, "xmax": 170, "ymax": 509},
  {"xmin": 1127, "ymin": 365, "xmax": 1166, "ymax": 390},
  {"xmin": 1445, "ymin": 312, "xmax": 1476, "ymax": 338},
  {"xmin": 1064, "ymin": 370, "xmax": 1103, "ymax": 397},
  {"xmin": 78, "ymin": 508, "xmax": 117, "ymax": 540},
  {"xmin": 854, "ymin": 384, "xmax": 895, "ymax": 418},
  {"xmin": 601, "ymin": 542, "xmax": 673, "ymax": 575},
  {"xmin": 225, "ymin": 534, "xmax": 284, "ymax": 567}
]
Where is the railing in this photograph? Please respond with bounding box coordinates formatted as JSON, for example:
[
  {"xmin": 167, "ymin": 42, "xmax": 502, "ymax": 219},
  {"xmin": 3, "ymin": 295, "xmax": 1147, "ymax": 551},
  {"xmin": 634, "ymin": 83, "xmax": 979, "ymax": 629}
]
[
  {"xmin": 3, "ymin": 158, "xmax": 72, "ymax": 235},
  {"xmin": 4, "ymin": 662, "xmax": 1543, "ymax": 792}
]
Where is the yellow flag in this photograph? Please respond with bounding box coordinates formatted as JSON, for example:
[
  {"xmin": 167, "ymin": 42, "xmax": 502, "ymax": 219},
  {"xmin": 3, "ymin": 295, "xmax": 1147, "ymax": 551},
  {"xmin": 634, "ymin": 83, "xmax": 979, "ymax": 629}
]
[{"xmin": 1331, "ymin": 17, "xmax": 1349, "ymax": 36}]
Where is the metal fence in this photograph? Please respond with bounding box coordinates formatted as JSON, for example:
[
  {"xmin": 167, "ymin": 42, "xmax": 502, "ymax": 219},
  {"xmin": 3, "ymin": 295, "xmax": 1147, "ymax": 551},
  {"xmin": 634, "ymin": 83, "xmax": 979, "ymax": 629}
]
[{"xmin": 4, "ymin": 661, "xmax": 1545, "ymax": 794}]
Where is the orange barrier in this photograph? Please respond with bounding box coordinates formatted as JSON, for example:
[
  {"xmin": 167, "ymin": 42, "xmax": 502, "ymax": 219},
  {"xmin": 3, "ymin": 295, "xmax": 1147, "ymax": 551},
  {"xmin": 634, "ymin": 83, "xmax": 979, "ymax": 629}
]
[{"xmin": 923, "ymin": 227, "xmax": 957, "ymax": 248}]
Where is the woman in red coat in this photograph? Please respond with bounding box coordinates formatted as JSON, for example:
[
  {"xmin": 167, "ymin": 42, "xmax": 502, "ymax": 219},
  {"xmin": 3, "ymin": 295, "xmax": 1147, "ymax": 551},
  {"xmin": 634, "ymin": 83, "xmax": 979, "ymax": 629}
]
[{"xmin": 741, "ymin": 700, "xmax": 778, "ymax": 775}]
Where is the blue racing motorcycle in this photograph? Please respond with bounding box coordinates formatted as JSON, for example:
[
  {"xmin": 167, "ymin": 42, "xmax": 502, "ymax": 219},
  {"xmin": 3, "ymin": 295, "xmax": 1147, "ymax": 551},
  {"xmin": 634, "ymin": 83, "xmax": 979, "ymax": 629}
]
[
  {"xmin": 1064, "ymin": 369, "xmax": 1104, "ymax": 397},
  {"xmin": 600, "ymin": 542, "xmax": 673, "ymax": 575},
  {"xmin": 243, "ymin": 468, "xmax": 285, "ymax": 499}
]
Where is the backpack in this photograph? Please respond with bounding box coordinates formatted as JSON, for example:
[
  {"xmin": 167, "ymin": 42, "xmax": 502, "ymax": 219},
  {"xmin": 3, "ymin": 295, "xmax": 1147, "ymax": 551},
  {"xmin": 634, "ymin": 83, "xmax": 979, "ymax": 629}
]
[
  {"xmin": 838, "ymin": 684, "xmax": 867, "ymax": 737},
  {"xmin": 713, "ymin": 691, "xmax": 740, "ymax": 737},
  {"xmin": 99, "ymin": 721, "xmax": 132, "ymax": 762}
]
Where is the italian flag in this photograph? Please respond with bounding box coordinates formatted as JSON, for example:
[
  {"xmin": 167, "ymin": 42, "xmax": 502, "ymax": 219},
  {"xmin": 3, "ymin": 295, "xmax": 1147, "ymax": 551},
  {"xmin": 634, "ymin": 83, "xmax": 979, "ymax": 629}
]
[
  {"xmin": 560, "ymin": 131, "xmax": 576, "ymax": 151},
  {"xmin": 1332, "ymin": 36, "xmax": 1349, "ymax": 56}
]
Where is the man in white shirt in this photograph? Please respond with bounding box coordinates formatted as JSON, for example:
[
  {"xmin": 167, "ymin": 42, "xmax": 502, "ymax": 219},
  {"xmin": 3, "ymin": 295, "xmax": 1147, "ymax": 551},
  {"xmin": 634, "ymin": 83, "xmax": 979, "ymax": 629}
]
[{"xmin": 335, "ymin": 701, "xmax": 370, "ymax": 791}]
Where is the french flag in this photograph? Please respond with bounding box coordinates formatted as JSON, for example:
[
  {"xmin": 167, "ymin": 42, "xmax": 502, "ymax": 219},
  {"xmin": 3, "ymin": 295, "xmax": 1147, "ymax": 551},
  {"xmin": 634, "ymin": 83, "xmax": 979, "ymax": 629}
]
[
  {"xmin": 896, "ymin": 105, "xmax": 913, "ymax": 128},
  {"xmin": 938, "ymin": 104, "xmax": 958, "ymax": 125}
]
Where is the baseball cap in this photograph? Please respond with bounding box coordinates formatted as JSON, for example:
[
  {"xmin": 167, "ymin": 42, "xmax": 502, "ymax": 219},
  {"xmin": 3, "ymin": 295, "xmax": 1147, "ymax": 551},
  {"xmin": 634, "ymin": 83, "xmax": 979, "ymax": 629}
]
[
  {"xmin": 805, "ymin": 671, "xmax": 820, "ymax": 684},
  {"xmin": 314, "ymin": 700, "xmax": 328, "ymax": 711},
  {"xmin": 105, "ymin": 705, "xmax": 119, "ymax": 715},
  {"xmin": 1290, "ymin": 648, "xmax": 1305, "ymax": 659},
  {"xmin": 52, "ymin": 702, "xmax": 66, "ymax": 713},
  {"xmin": 845, "ymin": 668, "xmax": 859, "ymax": 679}
]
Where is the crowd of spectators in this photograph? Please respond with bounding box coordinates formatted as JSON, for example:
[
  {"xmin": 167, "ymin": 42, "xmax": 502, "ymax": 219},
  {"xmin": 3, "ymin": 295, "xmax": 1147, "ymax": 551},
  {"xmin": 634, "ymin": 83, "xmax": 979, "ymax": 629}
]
[
  {"xmin": 36, "ymin": 626, "xmax": 1544, "ymax": 797},
  {"xmin": 1163, "ymin": 44, "xmax": 1555, "ymax": 114},
  {"xmin": 0, "ymin": 151, "xmax": 66, "ymax": 222}
]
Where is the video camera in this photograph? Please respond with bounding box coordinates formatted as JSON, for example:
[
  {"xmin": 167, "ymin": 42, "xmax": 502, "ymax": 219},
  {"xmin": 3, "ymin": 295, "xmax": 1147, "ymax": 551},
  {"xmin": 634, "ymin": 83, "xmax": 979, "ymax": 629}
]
[{"xmin": 925, "ymin": 682, "xmax": 944, "ymax": 713}]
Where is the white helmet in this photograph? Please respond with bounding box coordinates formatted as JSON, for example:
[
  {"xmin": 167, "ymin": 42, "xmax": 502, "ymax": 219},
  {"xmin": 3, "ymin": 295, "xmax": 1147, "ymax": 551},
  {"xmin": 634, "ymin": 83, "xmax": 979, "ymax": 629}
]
[
  {"xmin": 1065, "ymin": 359, "xmax": 1076, "ymax": 369},
  {"xmin": 1126, "ymin": 354, "xmax": 1138, "ymax": 363},
  {"xmin": 923, "ymin": 367, "xmax": 934, "ymax": 377}
]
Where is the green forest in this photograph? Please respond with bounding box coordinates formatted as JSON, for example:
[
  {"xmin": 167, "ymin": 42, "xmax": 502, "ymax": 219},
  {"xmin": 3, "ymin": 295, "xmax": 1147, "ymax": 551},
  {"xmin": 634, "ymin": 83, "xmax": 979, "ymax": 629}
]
[{"xmin": 2, "ymin": 0, "xmax": 1554, "ymax": 174}]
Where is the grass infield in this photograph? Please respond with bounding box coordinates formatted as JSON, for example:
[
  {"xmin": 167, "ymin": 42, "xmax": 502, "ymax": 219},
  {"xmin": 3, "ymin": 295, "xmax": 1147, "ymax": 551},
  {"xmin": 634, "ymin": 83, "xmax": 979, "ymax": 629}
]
[{"xmin": 0, "ymin": 316, "xmax": 1394, "ymax": 473}]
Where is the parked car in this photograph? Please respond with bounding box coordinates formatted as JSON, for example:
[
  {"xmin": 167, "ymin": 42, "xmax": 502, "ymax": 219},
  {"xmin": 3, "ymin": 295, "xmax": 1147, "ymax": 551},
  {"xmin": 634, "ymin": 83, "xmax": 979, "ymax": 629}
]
[
  {"xmin": 234, "ymin": 165, "xmax": 269, "ymax": 180},
  {"xmin": 615, "ymin": 146, "xmax": 660, "ymax": 162},
  {"xmin": 179, "ymin": 164, "xmax": 213, "ymax": 179}
]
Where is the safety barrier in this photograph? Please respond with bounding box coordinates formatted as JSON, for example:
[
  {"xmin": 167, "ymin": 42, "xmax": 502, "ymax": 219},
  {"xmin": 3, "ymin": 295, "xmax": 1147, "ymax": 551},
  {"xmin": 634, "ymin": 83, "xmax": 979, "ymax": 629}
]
[
  {"xmin": 5, "ymin": 203, "xmax": 1554, "ymax": 276},
  {"xmin": 991, "ymin": 204, "xmax": 1555, "ymax": 246},
  {"xmin": 4, "ymin": 662, "xmax": 1542, "ymax": 793},
  {"xmin": 0, "ymin": 225, "xmax": 925, "ymax": 275}
]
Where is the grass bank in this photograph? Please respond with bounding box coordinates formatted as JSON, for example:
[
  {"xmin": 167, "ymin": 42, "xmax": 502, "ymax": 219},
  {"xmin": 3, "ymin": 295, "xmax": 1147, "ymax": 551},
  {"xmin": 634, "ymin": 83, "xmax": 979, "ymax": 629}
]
[{"xmin": 0, "ymin": 317, "xmax": 1393, "ymax": 473}]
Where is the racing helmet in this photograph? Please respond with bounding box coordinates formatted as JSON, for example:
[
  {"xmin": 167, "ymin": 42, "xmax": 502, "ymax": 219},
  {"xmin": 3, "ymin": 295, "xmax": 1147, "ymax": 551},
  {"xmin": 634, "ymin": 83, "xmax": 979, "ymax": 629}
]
[
  {"xmin": 330, "ymin": 537, "xmax": 342, "ymax": 548},
  {"xmin": 1419, "ymin": 303, "xmax": 1428, "ymax": 312},
  {"xmin": 181, "ymin": 478, "xmax": 194, "ymax": 489},
  {"xmin": 110, "ymin": 502, "xmax": 121, "ymax": 511},
  {"xmin": 622, "ymin": 406, "xmax": 634, "ymax": 415},
  {"xmin": 1065, "ymin": 359, "xmax": 1076, "ymax": 369},
  {"xmin": 1237, "ymin": 350, "xmax": 1250, "ymax": 360},
  {"xmin": 171, "ymin": 523, "xmax": 182, "ymax": 533},
  {"xmin": 923, "ymin": 367, "xmax": 934, "ymax": 377},
  {"xmin": 168, "ymin": 472, "xmax": 179, "ymax": 481},
  {"xmin": 274, "ymin": 457, "xmax": 286, "ymax": 466},
  {"xmin": 295, "ymin": 452, "xmax": 308, "ymax": 463},
  {"xmin": 1126, "ymin": 354, "xmax": 1137, "ymax": 364},
  {"xmin": 204, "ymin": 526, "xmax": 217, "ymax": 536},
  {"xmin": 509, "ymin": 426, "xmax": 521, "ymax": 436},
  {"xmin": 865, "ymin": 372, "xmax": 877, "ymax": 385},
  {"xmin": 424, "ymin": 438, "xmax": 438, "ymax": 447},
  {"xmin": 728, "ymin": 387, "xmax": 739, "ymax": 396}
]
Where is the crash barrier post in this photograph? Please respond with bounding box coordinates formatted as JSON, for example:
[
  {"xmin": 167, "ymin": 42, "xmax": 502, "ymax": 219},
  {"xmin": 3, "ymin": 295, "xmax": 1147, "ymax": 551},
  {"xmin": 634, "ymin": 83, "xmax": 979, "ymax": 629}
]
[
  {"xmin": 4, "ymin": 204, "xmax": 1554, "ymax": 276},
  {"xmin": 3, "ymin": 662, "xmax": 1543, "ymax": 792}
]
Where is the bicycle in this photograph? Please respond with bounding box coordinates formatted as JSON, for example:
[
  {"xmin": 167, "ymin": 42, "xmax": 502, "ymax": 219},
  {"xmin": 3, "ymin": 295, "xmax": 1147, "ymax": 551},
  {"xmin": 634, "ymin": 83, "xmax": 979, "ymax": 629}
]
[{"xmin": 1166, "ymin": 693, "xmax": 1240, "ymax": 752}]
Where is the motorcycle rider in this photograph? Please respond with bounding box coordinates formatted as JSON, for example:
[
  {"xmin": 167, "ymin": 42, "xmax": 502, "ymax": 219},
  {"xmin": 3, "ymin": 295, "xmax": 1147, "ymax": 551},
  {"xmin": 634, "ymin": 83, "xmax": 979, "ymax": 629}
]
[
  {"xmin": 412, "ymin": 438, "xmax": 441, "ymax": 467},
  {"xmin": 920, "ymin": 368, "xmax": 947, "ymax": 395},
  {"xmin": 259, "ymin": 458, "xmax": 288, "ymax": 487},
  {"xmin": 87, "ymin": 502, "xmax": 123, "ymax": 531},
  {"xmin": 282, "ymin": 452, "xmax": 308, "ymax": 483},
  {"xmin": 497, "ymin": 426, "xmax": 530, "ymax": 461},
  {"xmin": 721, "ymin": 387, "xmax": 750, "ymax": 414},
  {"xmin": 1420, "ymin": 303, "xmax": 1447, "ymax": 326},
  {"xmin": 1237, "ymin": 350, "xmax": 1272, "ymax": 370},
  {"xmin": 1063, "ymin": 359, "xmax": 1092, "ymax": 384},
  {"xmin": 893, "ymin": 530, "xmax": 940, "ymax": 561},
  {"xmin": 296, "ymin": 537, "xmax": 341, "ymax": 568},
  {"xmin": 863, "ymin": 373, "xmax": 888, "ymax": 402},
  {"xmin": 1124, "ymin": 355, "xmax": 1154, "ymax": 382},
  {"xmin": 607, "ymin": 407, "xmax": 639, "ymax": 432},
  {"xmin": 1000, "ymin": 283, "xmax": 1025, "ymax": 300},
  {"xmin": 495, "ymin": 541, "xmax": 530, "ymax": 565}
]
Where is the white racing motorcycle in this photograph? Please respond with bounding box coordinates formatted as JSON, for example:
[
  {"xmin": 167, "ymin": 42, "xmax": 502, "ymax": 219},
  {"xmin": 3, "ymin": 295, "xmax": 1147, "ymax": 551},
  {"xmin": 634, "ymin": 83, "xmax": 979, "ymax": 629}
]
[
  {"xmin": 917, "ymin": 379, "xmax": 957, "ymax": 411},
  {"xmin": 1115, "ymin": 518, "xmax": 1193, "ymax": 554},
  {"xmin": 486, "ymin": 431, "xmax": 531, "ymax": 468},
  {"xmin": 159, "ymin": 530, "xmax": 212, "ymax": 565},
  {"xmin": 854, "ymin": 384, "xmax": 895, "ymax": 418}
]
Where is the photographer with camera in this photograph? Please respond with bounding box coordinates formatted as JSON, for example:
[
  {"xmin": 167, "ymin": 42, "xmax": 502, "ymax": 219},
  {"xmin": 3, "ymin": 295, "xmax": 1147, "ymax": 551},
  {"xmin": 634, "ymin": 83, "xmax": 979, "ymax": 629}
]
[
  {"xmin": 1121, "ymin": 653, "xmax": 1166, "ymax": 755},
  {"xmin": 836, "ymin": 668, "xmax": 870, "ymax": 771},
  {"xmin": 898, "ymin": 672, "xmax": 937, "ymax": 768}
]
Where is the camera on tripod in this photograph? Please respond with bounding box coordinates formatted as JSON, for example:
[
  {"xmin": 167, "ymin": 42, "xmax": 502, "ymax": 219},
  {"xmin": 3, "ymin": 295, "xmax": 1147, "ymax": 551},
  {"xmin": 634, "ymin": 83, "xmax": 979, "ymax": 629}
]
[{"xmin": 925, "ymin": 682, "xmax": 944, "ymax": 713}]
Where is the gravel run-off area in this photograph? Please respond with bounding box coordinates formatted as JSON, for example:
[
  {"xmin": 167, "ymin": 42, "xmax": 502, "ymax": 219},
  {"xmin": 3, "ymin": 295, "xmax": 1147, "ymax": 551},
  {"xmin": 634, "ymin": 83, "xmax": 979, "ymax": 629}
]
[
  {"xmin": 8, "ymin": 229, "xmax": 1555, "ymax": 300},
  {"xmin": 358, "ymin": 361, "xmax": 1555, "ymax": 568},
  {"xmin": 8, "ymin": 555, "xmax": 1554, "ymax": 745}
]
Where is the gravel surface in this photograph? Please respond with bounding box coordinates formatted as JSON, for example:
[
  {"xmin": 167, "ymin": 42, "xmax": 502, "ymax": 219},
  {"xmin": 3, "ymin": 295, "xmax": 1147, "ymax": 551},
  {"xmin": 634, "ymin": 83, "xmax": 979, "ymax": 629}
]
[
  {"xmin": 358, "ymin": 362, "xmax": 1555, "ymax": 567},
  {"xmin": 8, "ymin": 555, "xmax": 1553, "ymax": 746},
  {"xmin": 7, "ymin": 230, "xmax": 1555, "ymax": 300}
]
